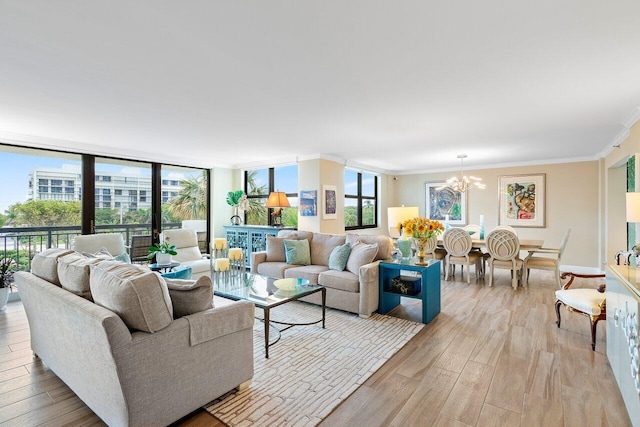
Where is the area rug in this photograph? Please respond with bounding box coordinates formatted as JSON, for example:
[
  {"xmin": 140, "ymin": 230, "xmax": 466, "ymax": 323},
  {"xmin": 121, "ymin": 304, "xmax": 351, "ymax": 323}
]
[{"xmin": 205, "ymin": 301, "xmax": 423, "ymax": 426}]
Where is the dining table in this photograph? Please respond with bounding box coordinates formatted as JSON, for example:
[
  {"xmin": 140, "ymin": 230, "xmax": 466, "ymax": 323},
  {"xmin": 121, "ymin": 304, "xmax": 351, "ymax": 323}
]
[{"xmin": 436, "ymin": 237, "xmax": 544, "ymax": 251}]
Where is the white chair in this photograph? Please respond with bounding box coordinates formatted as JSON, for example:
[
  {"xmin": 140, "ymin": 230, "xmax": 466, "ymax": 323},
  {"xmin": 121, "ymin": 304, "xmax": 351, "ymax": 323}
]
[
  {"xmin": 464, "ymin": 224, "xmax": 486, "ymax": 277},
  {"xmin": 72, "ymin": 233, "xmax": 129, "ymax": 262},
  {"xmin": 442, "ymin": 228, "xmax": 482, "ymax": 284},
  {"xmin": 161, "ymin": 229, "xmax": 210, "ymax": 279},
  {"xmin": 524, "ymin": 229, "xmax": 571, "ymax": 289},
  {"xmin": 493, "ymin": 225, "xmax": 517, "ymax": 235},
  {"xmin": 555, "ymin": 272, "xmax": 606, "ymax": 351},
  {"xmin": 486, "ymin": 228, "xmax": 523, "ymax": 290}
]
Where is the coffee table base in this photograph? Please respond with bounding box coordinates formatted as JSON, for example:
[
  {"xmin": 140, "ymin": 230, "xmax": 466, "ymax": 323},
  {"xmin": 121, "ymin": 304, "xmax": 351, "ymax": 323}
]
[{"xmin": 260, "ymin": 287, "xmax": 326, "ymax": 358}]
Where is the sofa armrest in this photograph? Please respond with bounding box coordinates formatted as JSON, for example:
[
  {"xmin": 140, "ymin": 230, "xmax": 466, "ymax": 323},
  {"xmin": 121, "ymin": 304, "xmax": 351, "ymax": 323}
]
[
  {"xmin": 185, "ymin": 301, "xmax": 254, "ymax": 346},
  {"xmin": 358, "ymin": 260, "xmax": 381, "ymax": 317},
  {"xmin": 251, "ymin": 251, "xmax": 267, "ymax": 273}
]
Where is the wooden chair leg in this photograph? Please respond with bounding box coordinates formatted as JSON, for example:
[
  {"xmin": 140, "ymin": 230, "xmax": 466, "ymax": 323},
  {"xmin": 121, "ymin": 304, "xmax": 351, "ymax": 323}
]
[{"xmin": 555, "ymin": 300, "xmax": 562, "ymax": 328}]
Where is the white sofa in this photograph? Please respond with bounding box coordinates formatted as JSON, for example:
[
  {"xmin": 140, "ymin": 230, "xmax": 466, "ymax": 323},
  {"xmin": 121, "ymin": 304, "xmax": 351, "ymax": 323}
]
[
  {"xmin": 251, "ymin": 230, "xmax": 392, "ymax": 317},
  {"xmin": 16, "ymin": 248, "xmax": 254, "ymax": 426}
]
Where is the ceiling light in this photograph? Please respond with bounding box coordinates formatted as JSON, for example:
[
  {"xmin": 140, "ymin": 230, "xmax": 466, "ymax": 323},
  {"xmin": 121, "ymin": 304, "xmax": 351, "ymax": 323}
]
[{"xmin": 440, "ymin": 154, "xmax": 485, "ymax": 193}]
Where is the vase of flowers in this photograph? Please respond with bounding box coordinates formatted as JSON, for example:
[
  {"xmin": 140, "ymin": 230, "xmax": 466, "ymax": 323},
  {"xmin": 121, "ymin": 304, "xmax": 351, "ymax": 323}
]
[
  {"xmin": 0, "ymin": 257, "xmax": 16, "ymax": 311},
  {"xmin": 398, "ymin": 217, "xmax": 445, "ymax": 265},
  {"xmin": 147, "ymin": 238, "xmax": 178, "ymax": 265}
]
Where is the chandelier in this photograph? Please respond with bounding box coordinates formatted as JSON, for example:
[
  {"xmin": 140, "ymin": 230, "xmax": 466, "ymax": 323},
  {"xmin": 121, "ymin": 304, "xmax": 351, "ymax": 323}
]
[{"xmin": 441, "ymin": 154, "xmax": 486, "ymax": 193}]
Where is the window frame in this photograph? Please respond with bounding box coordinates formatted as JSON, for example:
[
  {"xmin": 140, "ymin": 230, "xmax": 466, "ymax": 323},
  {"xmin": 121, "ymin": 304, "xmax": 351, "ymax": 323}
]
[
  {"xmin": 244, "ymin": 166, "xmax": 298, "ymax": 227},
  {"xmin": 344, "ymin": 169, "xmax": 378, "ymax": 231}
]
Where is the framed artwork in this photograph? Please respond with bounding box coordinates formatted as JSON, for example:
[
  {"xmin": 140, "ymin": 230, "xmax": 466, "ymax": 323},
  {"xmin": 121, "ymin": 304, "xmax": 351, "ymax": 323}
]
[
  {"xmin": 425, "ymin": 182, "xmax": 466, "ymax": 225},
  {"xmin": 299, "ymin": 190, "xmax": 317, "ymax": 216},
  {"xmin": 322, "ymin": 185, "xmax": 337, "ymax": 219},
  {"xmin": 498, "ymin": 173, "xmax": 546, "ymax": 227}
]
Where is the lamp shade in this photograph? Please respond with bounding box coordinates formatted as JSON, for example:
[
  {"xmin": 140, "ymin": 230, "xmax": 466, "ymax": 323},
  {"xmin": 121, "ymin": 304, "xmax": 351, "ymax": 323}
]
[
  {"xmin": 627, "ymin": 193, "xmax": 640, "ymax": 222},
  {"xmin": 387, "ymin": 206, "xmax": 419, "ymax": 237},
  {"xmin": 265, "ymin": 191, "xmax": 291, "ymax": 208}
]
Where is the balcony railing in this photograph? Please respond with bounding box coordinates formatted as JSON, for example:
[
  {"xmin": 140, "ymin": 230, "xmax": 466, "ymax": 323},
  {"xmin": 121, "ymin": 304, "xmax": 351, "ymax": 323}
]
[{"xmin": 0, "ymin": 223, "xmax": 182, "ymax": 272}]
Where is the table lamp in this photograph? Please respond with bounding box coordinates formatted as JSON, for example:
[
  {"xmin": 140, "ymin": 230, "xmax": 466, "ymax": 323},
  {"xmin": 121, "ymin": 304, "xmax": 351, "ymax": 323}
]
[
  {"xmin": 266, "ymin": 191, "xmax": 291, "ymax": 226},
  {"xmin": 387, "ymin": 206, "xmax": 419, "ymax": 238}
]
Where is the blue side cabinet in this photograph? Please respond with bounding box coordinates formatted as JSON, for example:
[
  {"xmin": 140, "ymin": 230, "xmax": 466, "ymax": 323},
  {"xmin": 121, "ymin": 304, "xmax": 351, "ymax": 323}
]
[{"xmin": 378, "ymin": 259, "xmax": 441, "ymax": 324}]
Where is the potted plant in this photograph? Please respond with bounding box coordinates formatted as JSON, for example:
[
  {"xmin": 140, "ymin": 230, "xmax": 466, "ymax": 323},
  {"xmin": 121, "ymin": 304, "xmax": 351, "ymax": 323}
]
[
  {"xmin": 0, "ymin": 257, "xmax": 16, "ymax": 311},
  {"xmin": 226, "ymin": 190, "xmax": 250, "ymax": 225},
  {"xmin": 147, "ymin": 238, "xmax": 177, "ymax": 265}
]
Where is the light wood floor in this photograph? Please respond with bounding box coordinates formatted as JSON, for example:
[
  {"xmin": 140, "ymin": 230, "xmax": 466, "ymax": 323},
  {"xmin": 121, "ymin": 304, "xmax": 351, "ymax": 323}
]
[{"xmin": 0, "ymin": 270, "xmax": 632, "ymax": 426}]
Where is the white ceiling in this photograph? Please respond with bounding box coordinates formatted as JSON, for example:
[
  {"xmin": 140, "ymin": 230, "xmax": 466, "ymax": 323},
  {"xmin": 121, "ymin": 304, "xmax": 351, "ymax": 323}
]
[{"xmin": 1, "ymin": 1, "xmax": 640, "ymax": 174}]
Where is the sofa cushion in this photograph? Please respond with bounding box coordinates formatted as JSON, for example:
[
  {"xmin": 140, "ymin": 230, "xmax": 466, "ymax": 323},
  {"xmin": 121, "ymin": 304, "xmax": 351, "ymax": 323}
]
[
  {"xmin": 318, "ymin": 269, "xmax": 360, "ymax": 292},
  {"xmin": 284, "ymin": 265, "xmax": 329, "ymax": 285},
  {"xmin": 346, "ymin": 234, "xmax": 392, "ymax": 260},
  {"xmin": 165, "ymin": 276, "xmax": 214, "ymax": 318},
  {"xmin": 90, "ymin": 261, "xmax": 173, "ymax": 333},
  {"xmin": 57, "ymin": 252, "xmax": 105, "ymax": 300},
  {"xmin": 284, "ymin": 239, "xmax": 311, "ymax": 265},
  {"xmin": 328, "ymin": 242, "xmax": 352, "ymax": 271},
  {"xmin": 346, "ymin": 241, "xmax": 378, "ymax": 275},
  {"xmin": 30, "ymin": 248, "xmax": 74, "ymax": 286},
  {"xmin": 266, "ymin": 235, "xmax": 287, "ymax": 262},
  {"xmin": 257, "ymin": 262, "xmax": 297, "ymax": 278},
  {"xmin": 310, "ymin": 233, "xmax": 346, "ymax": 266}
]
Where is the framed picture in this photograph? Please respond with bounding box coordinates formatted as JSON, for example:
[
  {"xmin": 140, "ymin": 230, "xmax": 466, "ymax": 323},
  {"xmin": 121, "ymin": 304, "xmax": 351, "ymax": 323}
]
[
  {"xmin": 425, "ymin": 182, "xmax": 466, "ymax": 225},
  {"xmin": 498, "ymin": 173, "xmax": 546, "ymax": 227},
  {"xmin": 322, "ymin": 185, "xmax": 337, "ymax": 219},
  {"xmin": 299, "ymin": 190, "xmax": 317, "ymax": 216}
]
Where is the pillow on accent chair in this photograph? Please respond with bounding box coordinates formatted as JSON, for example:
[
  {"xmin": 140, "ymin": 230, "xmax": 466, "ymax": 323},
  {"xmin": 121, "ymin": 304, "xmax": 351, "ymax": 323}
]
[
  {"xmin": 82, "ymin": 247, "xmax": 115, "ymax": 260},
  {"xmin": 346, "ymin": 241, "xmax": 379, "ymax": 275},
  {"xmin": 89, "ymin": 261, "xmax": 173, "ymax": 333},
  {"xmin": 284, "ymin": 239, "xmax": 311, "ymax": 265},
  {"xmin": 165, "ymin": 276, "xmax": 214, "ymax": 318},
  {"xmin": 328, "ymin": 243, "xmax": 352, "ymax": 271}
]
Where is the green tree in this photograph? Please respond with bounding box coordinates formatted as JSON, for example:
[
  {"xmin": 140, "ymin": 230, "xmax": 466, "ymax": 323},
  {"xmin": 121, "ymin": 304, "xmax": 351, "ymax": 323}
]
[
  {"xmin": 167, "ymin": 171, "xmax": 207, "ymax": 220},
  {"xmin": 246, "ymin": 170, "xmax": 268, "ymax": 225},
  {"xmin": 0, "ymin": 213, "xmax": 6, "ymax": 227},
  {"xmin": 6, "ymin": 200, "xmax": 81, "ymax": 226}
]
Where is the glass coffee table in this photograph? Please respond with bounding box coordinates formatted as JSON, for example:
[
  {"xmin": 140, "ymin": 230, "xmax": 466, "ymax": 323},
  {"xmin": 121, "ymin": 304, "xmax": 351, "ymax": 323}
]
[{"xmin": 214, "ymin": 272, "xmax": 326, "ymax": 358}]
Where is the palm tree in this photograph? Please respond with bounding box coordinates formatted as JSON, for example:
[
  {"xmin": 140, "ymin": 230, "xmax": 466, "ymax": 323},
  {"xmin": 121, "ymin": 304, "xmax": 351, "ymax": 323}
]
[{"xmin": 166, "ymin": 171, "xmax": 207, "ymax": 220}]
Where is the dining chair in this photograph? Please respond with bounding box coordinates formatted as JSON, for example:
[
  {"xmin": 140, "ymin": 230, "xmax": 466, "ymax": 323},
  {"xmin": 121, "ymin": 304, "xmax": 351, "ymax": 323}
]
[
  {"xmin": 555, "ymin": 271, "xmax": 606, "ymax": 351},
  {"xmin": 523, "ymin": 229, "xmax": 571, "ymax": 288},
  {"xmin": 463, "ymin": 224, "xmax": 486, "ymax": 277},
  {"xmin": 442, "ymin": 228, "xmax": 482, "ymax": 284},
  {"xmin": 492, "ymin": 225, "xmax": 517, "ymax": 235},
  {"xmin": 486, "ymin": 228, "xmax": 523, "ymax": 290}
]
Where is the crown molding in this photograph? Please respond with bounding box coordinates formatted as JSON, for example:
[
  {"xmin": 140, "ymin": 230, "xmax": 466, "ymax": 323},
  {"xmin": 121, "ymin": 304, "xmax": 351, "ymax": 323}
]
[
  {"xmin": 622, "ymin": 106, "xmax": 640, "ymax": 129},
  {"xmin": 391, "ymin": 155, "xmax": 600, "ymax": 175}
]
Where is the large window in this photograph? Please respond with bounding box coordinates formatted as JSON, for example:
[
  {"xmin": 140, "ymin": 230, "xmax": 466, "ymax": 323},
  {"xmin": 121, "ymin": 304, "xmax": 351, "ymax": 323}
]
[
  {"xmin": 628, "ymin": 155, "xmax": 636, "ymax": 254},
  {"xmin": 345, "ymin": 169, "xmax": 378, "ymax": 230},
  {"xmin": 245, "ymin": 165, "xmax": 298, "ymax": 227},
  {"xmin": 0, "ymin": 143, "xmax": 210, "ymax": 273}
]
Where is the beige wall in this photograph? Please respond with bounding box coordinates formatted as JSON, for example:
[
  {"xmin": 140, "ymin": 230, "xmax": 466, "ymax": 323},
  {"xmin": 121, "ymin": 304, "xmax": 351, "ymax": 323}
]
[
  {"xmin": 210, "ymin": 167, "xmax": 240, "ymax": 240},
  {"xmin": 391, "ymin": 161, "xmax": 599, "ymax": 268}
]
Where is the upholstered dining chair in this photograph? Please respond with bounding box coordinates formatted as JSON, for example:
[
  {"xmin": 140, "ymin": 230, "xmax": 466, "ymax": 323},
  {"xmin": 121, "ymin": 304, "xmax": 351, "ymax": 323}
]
[
  {"xmin": 555, "ymin": 271, "xmax": 606, "ymax": 351},
  {"xmin": 486, "ymin": 228, "xmax": 522, "ymax": 290},
  {"xmin": 442, "ymin": 228, "xmax": 482, "ymax": 284},
  {"xmin": 492, "ymin": 225, "xmax": 517, "ymax": 235},
  {"xmin": 524, "ymin": 228, "xmax": 571, "ymax": 289},
  {"xmin": 463, "ymin": 224, "xmax": 486, "ymax": 277}
]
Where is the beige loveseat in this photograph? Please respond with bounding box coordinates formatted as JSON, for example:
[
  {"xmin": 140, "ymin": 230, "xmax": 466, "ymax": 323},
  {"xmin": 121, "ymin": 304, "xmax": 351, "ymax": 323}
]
[
  {"xmin": 251, "ymin": 231, "xmax": 392, "ymax": 317},
  {"xmin": 16, "ymin": 248, "xmax": 254, "ymax": 426}
]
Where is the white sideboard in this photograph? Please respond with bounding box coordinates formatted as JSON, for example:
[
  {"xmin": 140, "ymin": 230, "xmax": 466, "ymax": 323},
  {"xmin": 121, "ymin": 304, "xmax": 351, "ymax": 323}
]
[{"xmin": 606, "ymin": 265, "xmax": 640, "ymax": 427}]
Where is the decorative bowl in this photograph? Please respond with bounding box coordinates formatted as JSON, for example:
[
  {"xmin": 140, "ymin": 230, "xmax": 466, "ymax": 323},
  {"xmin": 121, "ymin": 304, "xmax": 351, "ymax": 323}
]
[{"xmin": 273, "ymin": 278, "xmax": 301, "ymax": 291}]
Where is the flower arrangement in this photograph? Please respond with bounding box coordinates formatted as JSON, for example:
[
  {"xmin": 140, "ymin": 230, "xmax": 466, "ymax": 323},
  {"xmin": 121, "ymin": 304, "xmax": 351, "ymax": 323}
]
[
  {"xmin": 398, "ymin": 217, "xmax": 445, "ymax": 240},
  {"xmin": 147, "ymin": 237, "xmax": 178, "ymax": 260}
]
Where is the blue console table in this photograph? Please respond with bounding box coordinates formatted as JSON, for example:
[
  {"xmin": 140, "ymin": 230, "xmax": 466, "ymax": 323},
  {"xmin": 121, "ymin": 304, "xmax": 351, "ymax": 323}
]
[
  {"xmin": 378, "ymin": 259, "xmax": 441, "ymax": 324},
  {"xmin": 223, "ymin": 225, "xmax": 295, "ymax": 267}
]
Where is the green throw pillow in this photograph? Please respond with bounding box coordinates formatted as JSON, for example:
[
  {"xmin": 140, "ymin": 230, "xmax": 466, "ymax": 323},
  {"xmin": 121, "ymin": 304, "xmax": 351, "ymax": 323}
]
[
  {"xmin": 114, "ymin": 251, "xmax": 132, "ymax": 264},
  {"xmin": 328, "ymin": 243, "xmax": 351, "ymax": 271},
  {"xmin": 284, "ymin": 239, "xmax": 311, "ymax": 265}
]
